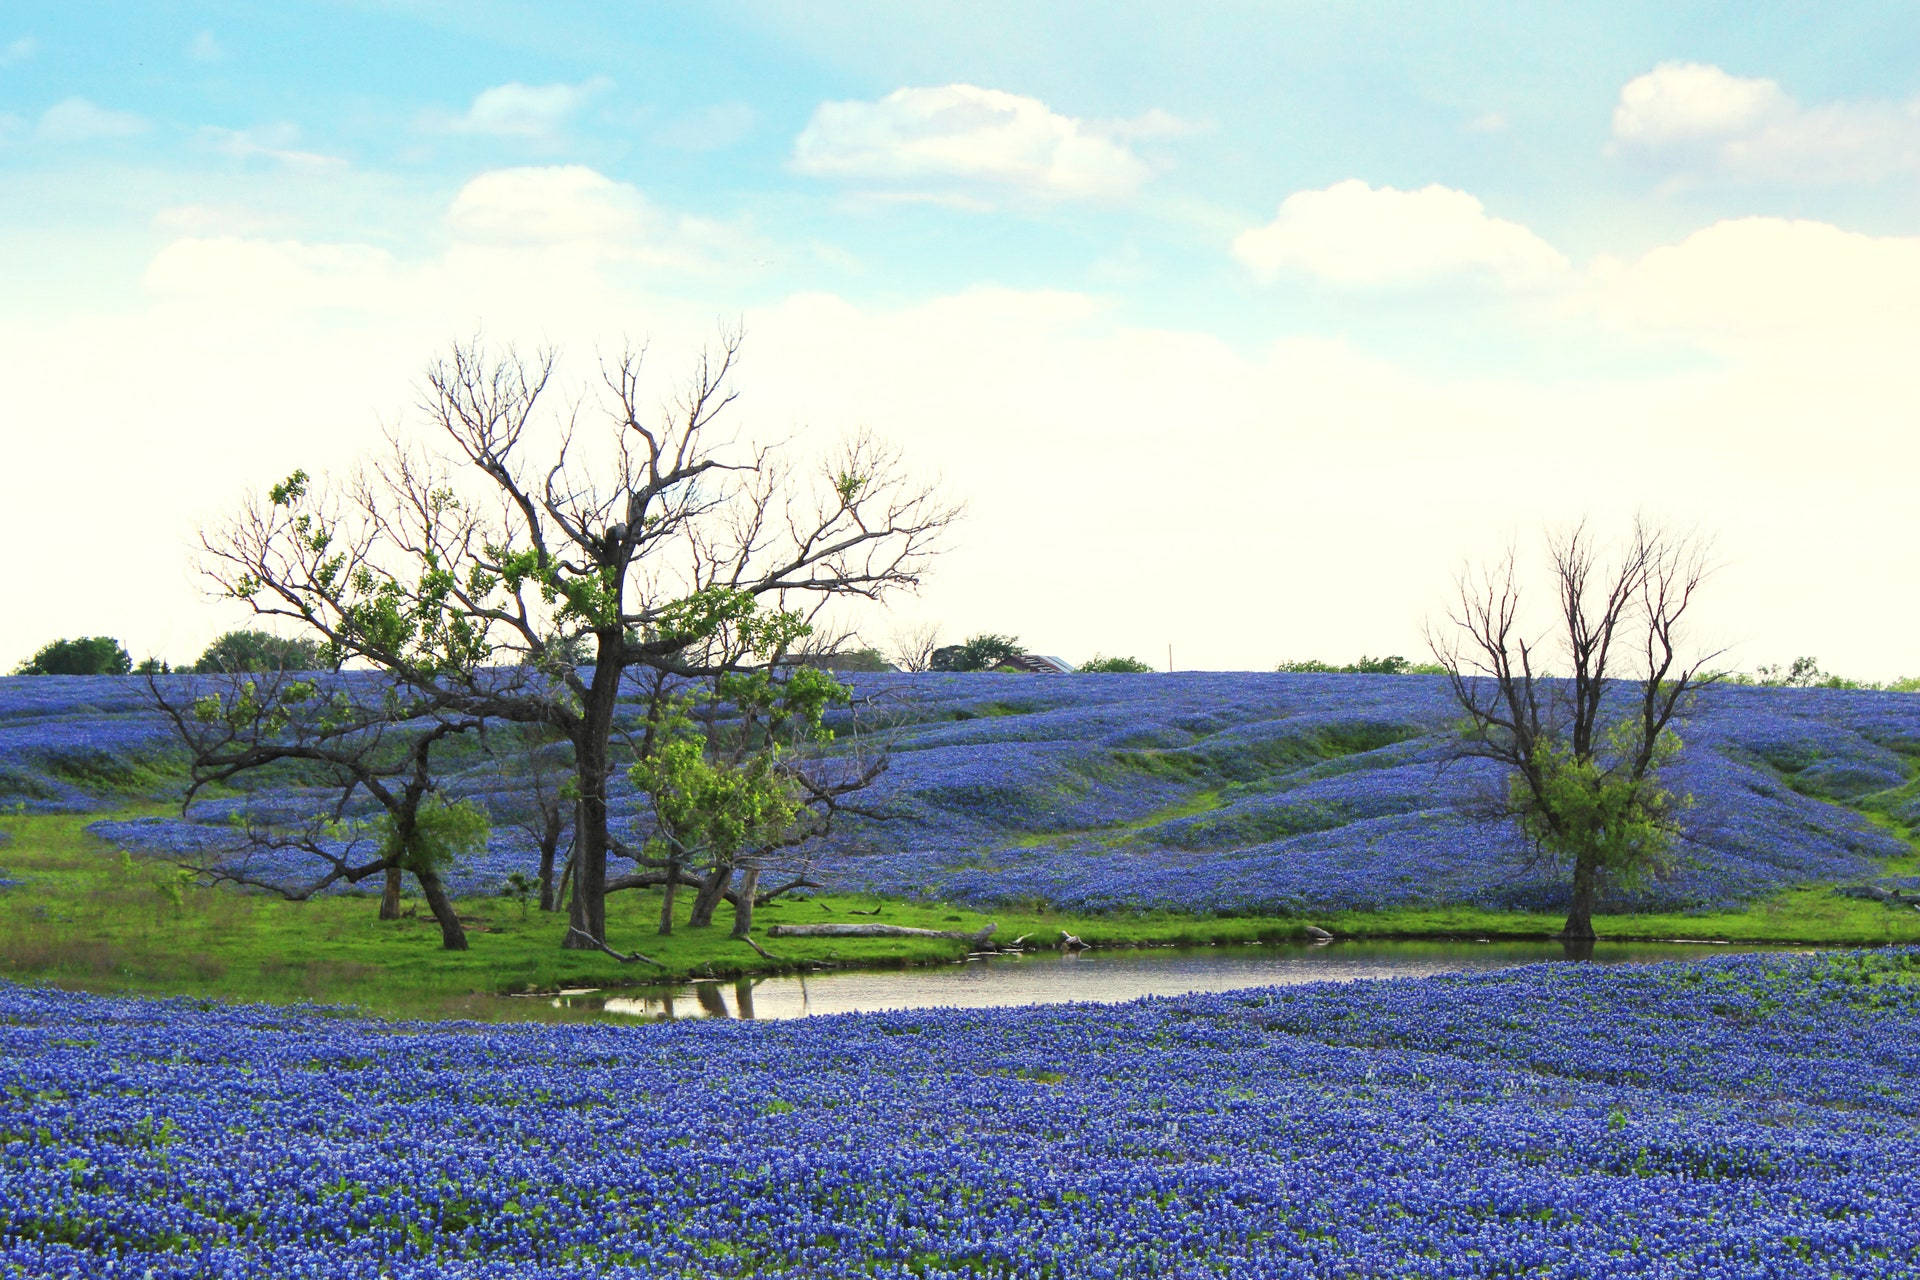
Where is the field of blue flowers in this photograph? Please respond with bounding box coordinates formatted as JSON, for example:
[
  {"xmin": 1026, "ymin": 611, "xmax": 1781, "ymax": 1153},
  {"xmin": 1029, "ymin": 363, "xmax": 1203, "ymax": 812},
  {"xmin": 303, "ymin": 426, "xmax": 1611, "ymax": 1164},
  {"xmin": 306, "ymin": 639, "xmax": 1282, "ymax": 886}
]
[
  {"xmin": 3, "ymin": 671, "xmax": 1916, "ymax": 917},
  {"xmin": 3, "ymin": 948, "xmax": 1916, "ymax": 1278}
]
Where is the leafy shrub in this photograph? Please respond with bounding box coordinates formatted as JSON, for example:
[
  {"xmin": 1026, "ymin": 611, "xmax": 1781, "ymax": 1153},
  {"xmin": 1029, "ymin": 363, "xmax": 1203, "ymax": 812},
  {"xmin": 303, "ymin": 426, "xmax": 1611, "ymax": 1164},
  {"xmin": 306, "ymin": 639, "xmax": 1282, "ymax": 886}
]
[
  {"xmin": 1080, "ymin": 655, "xmax": 1154, "ymax": 673},
  {"xmin": 12, "ymin": 636, "xmax": 131, "ymax": 676}
]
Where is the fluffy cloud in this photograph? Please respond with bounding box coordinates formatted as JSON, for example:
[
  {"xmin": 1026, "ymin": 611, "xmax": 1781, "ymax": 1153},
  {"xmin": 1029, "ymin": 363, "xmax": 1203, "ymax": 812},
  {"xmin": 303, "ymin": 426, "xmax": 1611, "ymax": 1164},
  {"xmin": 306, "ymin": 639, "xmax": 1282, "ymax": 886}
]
[
  {"xmin": 1233, "ymin": 179, "xmax": 1569, "ymax": 288},
  {"xmin": 443, "ymin": 165, "xmax": 765, "ymax": 272},
  {"xmin": 1590, "ymin": 216, "xmax": 1920, "ymax": 354},
  {"xmin": 792, "ymin": 84, "xmax": 1154, "ymax": 201},
  {"xmin": 1, "ymin": 36, "xmax": 36, "ymax": 66},
  {"xmin": 446, "ymin": 165, "xmax": 650, "ymax": 244},
  {"xmin": 134, "ymin": 167, "xmax": 765, "ymax": 328},
  {"xmin": 1610, "ymin": 61, "xmax": 1920, "ymax": 183},
  {"xmin": 450, "ymin": 77, "xmax": 612, "ymax": 139},
  {"xmin": 36, "ymin": 97, "xmax": 148, "ymax": 142}
]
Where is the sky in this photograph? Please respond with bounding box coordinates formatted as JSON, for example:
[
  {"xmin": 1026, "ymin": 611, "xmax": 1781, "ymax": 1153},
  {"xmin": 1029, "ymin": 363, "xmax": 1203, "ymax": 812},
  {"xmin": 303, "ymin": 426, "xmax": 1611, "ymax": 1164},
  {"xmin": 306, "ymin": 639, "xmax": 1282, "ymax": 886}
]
[{"xmin": 3, "ymin": 2, "xmax": 1918, "ymax": 675}]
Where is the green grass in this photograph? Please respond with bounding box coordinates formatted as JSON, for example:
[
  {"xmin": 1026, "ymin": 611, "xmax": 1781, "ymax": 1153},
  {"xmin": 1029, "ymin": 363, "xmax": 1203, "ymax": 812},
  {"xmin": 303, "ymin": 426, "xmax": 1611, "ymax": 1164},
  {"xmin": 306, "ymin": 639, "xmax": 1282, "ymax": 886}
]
[
  {"xmin": 1012, "ymin": 787, "xmax": 1223, "ymax": 850},
  {"xmin": 4, "ymin": 804, "xmax": 1920, "ymax": 1022}
]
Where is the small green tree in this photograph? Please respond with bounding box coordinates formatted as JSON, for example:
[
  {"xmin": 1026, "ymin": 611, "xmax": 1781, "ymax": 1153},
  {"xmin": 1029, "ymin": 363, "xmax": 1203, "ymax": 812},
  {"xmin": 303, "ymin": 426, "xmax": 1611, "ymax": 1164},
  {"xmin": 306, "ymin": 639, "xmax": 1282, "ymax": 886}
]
[
  {"xmin": 1081, "ymin": 654, "xmax": 1154, "ymax": 673},
  {"xmin": 630, "ymin": 611, "xmax": 878, "ymax": 943},
  {"xmin": 1510, "ymin": 725, "xmax": 1683, "ymax": 906},
  {"xmin": 192, "ymin": 629, "xmax": 326, "ymax": 674},
  {"xmin": 1429, "ymin": 522, "xmax": 1717, "ymax": 943},
  {"xmin": 14, "ymin": 636, "xmax": 132, "ymax": 675},
  {"xmin": 932, "ymin": 634, "xmax": 1024, "ymax": 671}
]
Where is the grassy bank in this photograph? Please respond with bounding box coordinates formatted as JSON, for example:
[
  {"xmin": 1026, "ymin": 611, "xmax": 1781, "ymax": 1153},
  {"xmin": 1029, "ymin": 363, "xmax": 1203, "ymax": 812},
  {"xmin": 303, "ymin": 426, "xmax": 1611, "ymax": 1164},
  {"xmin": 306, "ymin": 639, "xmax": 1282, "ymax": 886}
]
[{"xmin": 4, "ymin": 809, "xmax": 1920, "ymax": 1020}]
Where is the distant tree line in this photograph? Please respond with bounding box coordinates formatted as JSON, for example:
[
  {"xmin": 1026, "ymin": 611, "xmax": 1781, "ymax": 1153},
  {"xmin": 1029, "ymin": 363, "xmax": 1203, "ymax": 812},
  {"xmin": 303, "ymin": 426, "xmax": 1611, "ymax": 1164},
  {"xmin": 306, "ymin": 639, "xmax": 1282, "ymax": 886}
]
[
  {"xmin": 1276, "ymin": 655, "xmax": 1447, "ymax": 675},
  {"xmin": 1727, "ymin": 655, "xmax": 1920, "ymax": 693},
  {"xmin": 10, "ymin": 629, "xmax": 329, "ymax": 677}
]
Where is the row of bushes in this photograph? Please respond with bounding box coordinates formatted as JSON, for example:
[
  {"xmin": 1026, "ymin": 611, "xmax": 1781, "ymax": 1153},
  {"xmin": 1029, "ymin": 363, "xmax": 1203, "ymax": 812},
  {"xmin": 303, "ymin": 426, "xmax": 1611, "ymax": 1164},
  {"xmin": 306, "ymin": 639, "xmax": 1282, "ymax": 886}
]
[{"xmin": 10, "ymin": 631, "xmax": 326, "ymax": 677}]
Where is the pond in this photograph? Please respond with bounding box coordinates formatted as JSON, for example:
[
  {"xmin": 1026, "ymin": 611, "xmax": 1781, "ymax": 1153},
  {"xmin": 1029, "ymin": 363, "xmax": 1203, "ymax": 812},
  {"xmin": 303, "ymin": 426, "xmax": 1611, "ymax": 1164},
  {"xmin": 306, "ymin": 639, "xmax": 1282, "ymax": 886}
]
[{"xmin": 515, "ymin": 938, "xmax": 1809, "ymax": 1022}]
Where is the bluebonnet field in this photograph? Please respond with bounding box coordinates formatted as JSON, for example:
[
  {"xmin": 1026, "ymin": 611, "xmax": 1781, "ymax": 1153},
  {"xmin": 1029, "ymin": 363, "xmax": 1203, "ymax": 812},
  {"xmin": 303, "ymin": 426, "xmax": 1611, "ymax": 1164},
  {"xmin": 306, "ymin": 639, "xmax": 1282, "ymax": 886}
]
[
  {"xmin": 823, "ymin": 674, "xmax": 1919, "ymax": 915},
  {"xmin": 2, "ymin": 671, "xmax": 1915, "ymax": 916},
  {"xmin": 3, "ymin": 948, "xmax": 1918, "ymax": 1277}
]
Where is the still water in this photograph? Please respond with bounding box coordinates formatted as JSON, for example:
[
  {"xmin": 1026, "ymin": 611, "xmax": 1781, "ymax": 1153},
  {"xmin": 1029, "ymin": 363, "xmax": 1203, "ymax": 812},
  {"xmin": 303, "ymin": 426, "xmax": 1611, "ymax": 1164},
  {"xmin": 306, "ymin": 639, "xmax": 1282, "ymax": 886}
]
[{"xmin": 518, "ymin": 939, "xmax": 1803, "ymax": 1023}]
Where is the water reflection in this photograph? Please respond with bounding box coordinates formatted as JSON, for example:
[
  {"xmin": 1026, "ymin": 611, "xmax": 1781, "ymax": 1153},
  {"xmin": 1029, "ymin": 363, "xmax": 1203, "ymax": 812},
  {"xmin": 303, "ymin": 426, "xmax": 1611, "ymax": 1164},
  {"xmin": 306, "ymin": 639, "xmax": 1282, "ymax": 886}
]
[{"xmin": 534, "ymin": 938, "xmax": 1797, "ymax": 1023}]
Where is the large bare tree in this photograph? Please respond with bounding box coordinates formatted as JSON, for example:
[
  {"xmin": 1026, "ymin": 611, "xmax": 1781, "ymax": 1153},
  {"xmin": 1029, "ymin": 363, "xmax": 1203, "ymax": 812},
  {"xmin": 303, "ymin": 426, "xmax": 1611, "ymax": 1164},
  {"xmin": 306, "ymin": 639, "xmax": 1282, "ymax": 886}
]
[
  {"xmin": 200, "ymin": 333, "xmax": 955, "ymax": 953},
  {"xmin": 1428, "ymin": 521, "xmax": 1720, "ymax": 943}
]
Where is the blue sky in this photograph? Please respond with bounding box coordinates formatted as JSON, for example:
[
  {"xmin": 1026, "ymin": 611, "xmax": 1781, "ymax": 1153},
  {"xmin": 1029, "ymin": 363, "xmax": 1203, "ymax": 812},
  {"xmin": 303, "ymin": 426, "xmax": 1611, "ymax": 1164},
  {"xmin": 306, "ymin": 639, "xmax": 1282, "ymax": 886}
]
[{"xmin": 4, "ymin": 3, "xmax": 1919, "ymax": 673}]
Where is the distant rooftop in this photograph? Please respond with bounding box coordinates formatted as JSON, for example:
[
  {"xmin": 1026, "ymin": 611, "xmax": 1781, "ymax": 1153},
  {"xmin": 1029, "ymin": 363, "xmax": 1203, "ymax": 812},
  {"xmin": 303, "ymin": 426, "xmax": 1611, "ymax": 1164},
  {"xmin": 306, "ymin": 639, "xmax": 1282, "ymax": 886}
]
[{"xmin": 992, "ymin": 654, "xmax": 1077, "ymax": 675}]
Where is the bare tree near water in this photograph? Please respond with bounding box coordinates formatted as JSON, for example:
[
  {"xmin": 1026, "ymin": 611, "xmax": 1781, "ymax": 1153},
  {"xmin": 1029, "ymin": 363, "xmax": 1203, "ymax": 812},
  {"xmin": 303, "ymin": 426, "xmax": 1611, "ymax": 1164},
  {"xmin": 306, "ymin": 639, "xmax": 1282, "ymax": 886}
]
[
  {"xmin": 197, "ymin": 331, "xmax": 957, "ymax": 955},
  {"xmin": 1428, "ymin": 520, "xmax": 1722, "ymax": 944}
]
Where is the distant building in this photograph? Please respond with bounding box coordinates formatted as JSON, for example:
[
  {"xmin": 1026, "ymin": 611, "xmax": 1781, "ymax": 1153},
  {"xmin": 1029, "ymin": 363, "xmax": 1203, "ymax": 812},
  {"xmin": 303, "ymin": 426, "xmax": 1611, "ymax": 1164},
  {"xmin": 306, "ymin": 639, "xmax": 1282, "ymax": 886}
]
[{"xmin": 991, "ymin": 654, "xmax": 1077, "ymax": 675}]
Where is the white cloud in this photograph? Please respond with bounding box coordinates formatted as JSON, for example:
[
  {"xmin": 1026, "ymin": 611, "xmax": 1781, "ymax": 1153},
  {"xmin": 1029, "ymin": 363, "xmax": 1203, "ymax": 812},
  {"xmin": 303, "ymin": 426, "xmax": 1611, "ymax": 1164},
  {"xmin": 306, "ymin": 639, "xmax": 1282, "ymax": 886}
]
[
  {"xmin": 2, "ymin": 35, "xmax": 36, "ymax": 66},
  {"xmin": 449, "ymin": 77, "xmax": 612, "ymax": 139},
  {"xmin": 1588, "ymin": 216, "xmax": 1920, "ymax": 355},
  {"xmin": 36, "ymin": 97, "xmax": 149, "ymax": 142},
  {"xmin": 187, "ymin": 30, "xmax": 223, "ymax": 62},
  {"xmin": 1612, "ymin": 62, "xmax": 1787, "ymax": 148},
  {"xmin": 1233, "ymin": 179, "xmax": 1569, "ymax": 288},
  {"xmin": 1466, "ymin": 111, "xmax": 1508, "ymax": 134},
  {"xmin": 133, "ymin": 167, "xmax": 766, "ymax": 330},
  {"xmin": 1610, "ymin": 61, "xmax": 1920, "ymax": 183},
  {"xmin": 792, "ymin": 84, "xmax": 1154, "ymax": 201},
  {"xmin": 447, "ymin": 165, "xmax": 651, "ymax": 245},
  {"xmin": 202, "ymin": 123, "xmax": 343, "ymax": 169}
]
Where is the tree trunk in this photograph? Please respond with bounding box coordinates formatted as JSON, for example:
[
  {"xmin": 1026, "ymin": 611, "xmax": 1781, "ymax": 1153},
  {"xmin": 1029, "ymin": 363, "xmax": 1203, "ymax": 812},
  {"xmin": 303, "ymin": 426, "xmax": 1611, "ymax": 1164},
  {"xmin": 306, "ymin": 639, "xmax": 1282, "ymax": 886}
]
[
  {"xmin": 688, "ymin": 863, "xmax": 733, "ymax": 928},
  {"xmin": 415, "ymin": 868, "xmax": 468, "ymax": 951},
  {"xmin": 379, "ymin": 864, "xmax": 403, "ymax": 920},
  {"xmin": 1560, "ymin": 855, "xmax": 1599, "ymax": 942},
  {"xmin": 768, "ymin": 922, "xmax": 998, "ymax": 947},
  {"xmin": 536, "ymin": 813, "xmax": 562, "ymax": 912},
  {"xmin": 552, "ymin": 849, "xmax": 575, "ymax": 913},
  {"xmin": 658, "ymin": 860, "xmax": 679, "ymax": 936},
  {"xmin": 563, "ymin": 660, "xmax": 620, "ymax": 950},
  {"xmin": 729, "ymin": 866, "xmax": 760, "ymax": 939}
]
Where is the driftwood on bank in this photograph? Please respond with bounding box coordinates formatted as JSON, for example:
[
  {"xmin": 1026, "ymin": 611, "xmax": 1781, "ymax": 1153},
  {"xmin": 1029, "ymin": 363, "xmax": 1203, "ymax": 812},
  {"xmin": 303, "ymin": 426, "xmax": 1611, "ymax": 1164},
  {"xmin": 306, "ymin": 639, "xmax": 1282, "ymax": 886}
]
[{"xmin": 768, "ymin": 922, "xmax": 999, "ymax": 948}]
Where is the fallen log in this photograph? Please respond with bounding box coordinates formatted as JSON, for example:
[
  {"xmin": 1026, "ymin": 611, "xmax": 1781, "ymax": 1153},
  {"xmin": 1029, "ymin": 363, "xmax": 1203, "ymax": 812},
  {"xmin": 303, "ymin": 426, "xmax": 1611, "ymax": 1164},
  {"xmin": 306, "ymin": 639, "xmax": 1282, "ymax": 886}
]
[{"xmin": 768, "ymin": 922, "xmax": 999, "ymax": 948}]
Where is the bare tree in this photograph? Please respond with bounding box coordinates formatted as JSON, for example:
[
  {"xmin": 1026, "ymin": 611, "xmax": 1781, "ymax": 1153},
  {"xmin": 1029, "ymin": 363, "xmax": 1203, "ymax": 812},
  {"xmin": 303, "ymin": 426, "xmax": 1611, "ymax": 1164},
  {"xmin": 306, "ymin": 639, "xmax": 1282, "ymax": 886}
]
[
  {"xmin": 889, "ymin": 622, "xmax": 942, "ymax": 672},
  {"xmin": 1427, "ymin": 521, "xmax": 1720, "ymax": 943},
  {"xmin": 199, "ymin": 332, "xmax": 957, "ymax": 954}
]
